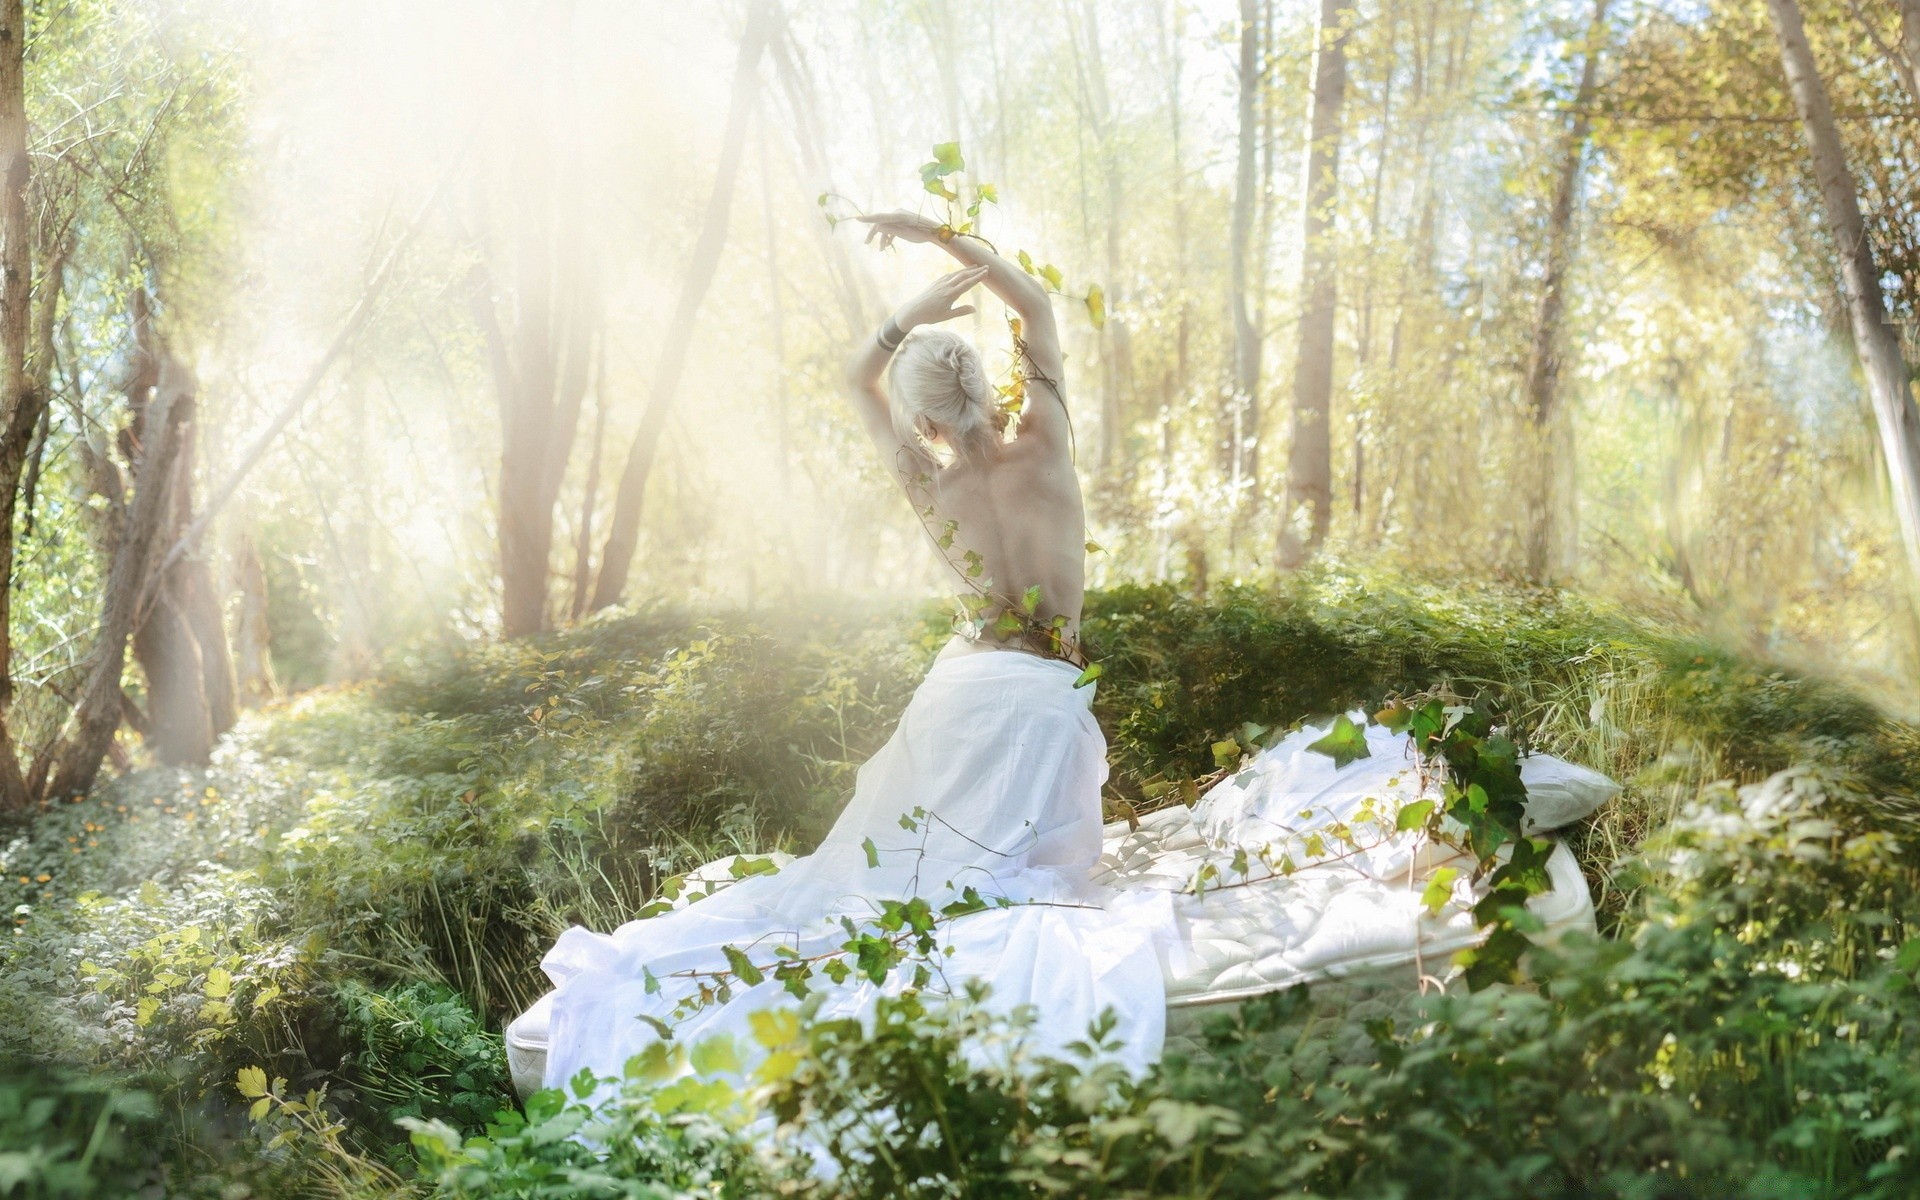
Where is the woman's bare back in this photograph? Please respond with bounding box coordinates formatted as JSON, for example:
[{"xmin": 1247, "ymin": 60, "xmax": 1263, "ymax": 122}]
[{"xmin": 924, "ymin": 429, "xmax": 1087, "ymax": 658}]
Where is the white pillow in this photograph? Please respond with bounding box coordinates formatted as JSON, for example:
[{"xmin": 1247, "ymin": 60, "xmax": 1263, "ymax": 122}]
[
  {"xmin": 1193, "ymin": 712, "xmax": 1619, "ymax": 850},
  {"xmin": 1517, "ymin": 754, "xmax": 1621, "ymax": 834}
]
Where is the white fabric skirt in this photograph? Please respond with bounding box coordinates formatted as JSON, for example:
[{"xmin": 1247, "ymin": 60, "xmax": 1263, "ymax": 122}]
[{"xmin": 537, "ymin": 649, "xmax": 1174, "ymax": 1091}]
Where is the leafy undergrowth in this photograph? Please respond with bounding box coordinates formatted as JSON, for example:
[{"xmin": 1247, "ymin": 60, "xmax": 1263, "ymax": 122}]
[{"xmin": 2, "ymin": 566, "xmax": 1918, "ymax": 1196}]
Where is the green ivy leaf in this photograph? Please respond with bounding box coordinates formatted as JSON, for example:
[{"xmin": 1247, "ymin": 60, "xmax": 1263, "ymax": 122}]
[
  {"xmin": 1421, "ymin": 867, "xmax": 1460, "ymax": 916},
  {"xmin": 722, "ymin": 945, "xmax": 765, "ymax": 987},
  {"xmin": 1395, "ymin": 799, "xmax": 1437, "ymax": 831},
  {"xmin": 1073, "ymin": 662, "xmax": 1103, "ymax": 689},
  {"xmin": 1307, "ymin": 713, "xmax": 1372, "ymax": 768}
]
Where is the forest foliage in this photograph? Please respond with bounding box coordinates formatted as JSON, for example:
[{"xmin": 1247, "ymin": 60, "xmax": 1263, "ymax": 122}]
[{"xmin": 4, "ymin": 573, "xmax": 1920, "ymax": 1195}]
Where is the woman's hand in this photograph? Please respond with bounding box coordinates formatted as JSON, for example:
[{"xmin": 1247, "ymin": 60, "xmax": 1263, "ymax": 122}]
[
  {"xmin": 857, "ymin": 209, "xmax": 944, "ymax": 250},
  {"xmin": 893, "ymin": 266, "xmax": 989, "ymax": 331}
]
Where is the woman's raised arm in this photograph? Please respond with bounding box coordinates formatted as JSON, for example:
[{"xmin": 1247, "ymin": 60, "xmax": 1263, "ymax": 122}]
[{"xmin": 855, "ymin": 210, "xmax": 1068, "ymax": 442}]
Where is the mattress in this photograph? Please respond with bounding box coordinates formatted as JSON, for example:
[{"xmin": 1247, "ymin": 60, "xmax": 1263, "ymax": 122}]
[{"xmin": 505, "ymin": 800, "xmax": 1597, "ymax": 1097}]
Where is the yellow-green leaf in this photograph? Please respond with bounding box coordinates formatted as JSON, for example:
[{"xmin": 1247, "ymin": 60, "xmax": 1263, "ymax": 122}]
[
  {"xmin": 236, "ymin": 1066, "xmax": 269, "ymax": 1099},
  {"xmin": 748, "ymin": 1007, "xmax": 800, "ymax": 1049},
  {"xmin": 1422, "ymin": 868, "xmax": 1461, "ymax": 916},
  {"xmin": 1086, "ymin": 284, "xmax": 1106, "ymax": 329},
  {"xmin": 1211, "ymin": 739, "xmax": 1241, "ymax": 769},
  {"xmin": 690, "ymin": 1034, "xmax": 742, "ymax": 1076}
]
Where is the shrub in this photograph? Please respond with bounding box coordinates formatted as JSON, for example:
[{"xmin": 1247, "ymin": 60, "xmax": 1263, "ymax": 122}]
[{"xmin": 334, "ymin": 980, "xmax": 515, "ymax": 1140}]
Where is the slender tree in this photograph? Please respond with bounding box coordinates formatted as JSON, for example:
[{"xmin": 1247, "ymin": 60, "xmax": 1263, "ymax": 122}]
[
  {"xmin": 1902, "ymin": 0, "xmax": 1920, "ymax": 104},
  {"xmin": 473, "ymin": 19, "xmax": 596, "ymax": 639},
  {"xmin": 1226, "ymin": 0, "xmax": 1262, "ymax": 491},
  {"xmin": 1520, "ymin": 0, "xmax": 1609, "ymax": 584},
  {"xmin": 590, "ymin": 0, "xmax": 776, "ymax": 611},
  {"xmin": 45, "ymin": 305, "xmax": 196, "ymax": 801},
  {"xmin": 1276, "ymin": 0, "xmax": 1354, "ymax": 569},
  {"xmin": 0, "ymin": 0, "xmax": 37, "ymax": 812},
  {"xmin": 1765, "ymin": 0, "xmax": 1920, "ymax": 591}
]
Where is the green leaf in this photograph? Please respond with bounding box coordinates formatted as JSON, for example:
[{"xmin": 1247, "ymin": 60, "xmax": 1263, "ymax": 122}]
[
  {"xmin": 624, "ymin": 1041, "xmax": 677, "ymax": 1082},
  {"xmin": 1395, "ymin": 799, "xmax": 1437, "ymax": 832},
  {"xmin": 1211, "ymin": 739, "xmax": 1241, "ymax": 769},
  {"xmin": 1898, "ymin": 938, "xmax": 1920, "ymax": 974},
  {"xmin": 1073, "ymin": 662, "xmax": 1103, "ymax": 689},
  {"xmin": 1022, "ymin": 584, "xmax": 1043, "ymax": 612},
  {"xmin": 1040, "ymin": 263, "xmax": 1064, "ymax": 290},
  {"xmin": 862, "ymin": 837, "xmax": 879, "ymax": 868},
  {"xmin": 1459, "ymin": 924, "xmax": 1533, "ymax": 990},
  {"xmin": 1086, "ymin": 283, "xmax": 1106, "ymax": 329},
  {"xmin": 722, "ymin": 945, "xmax": 765, "ymax": 987},
  {"xmin": 1421, "ymin": 867, "xmax": 1460, "ymax": 916},
  {"xmin": 1306, "ymin": 713, "xmax": 1372, "ymax": 768},
  {"xmin": 976, "ymin": 182, "xmax": 998, "ymax": 203},
  {"xmin": 236, "ymin": 1066, "xmax": 269, "ymax": 1099},
  {"xmin": 1017, "ymin": 249, "xmax": 1036, "ymax": 274},
  {"xmin": 690, "ymin": 1035, "xmax": 742, "ymax": 1076},
  {"xmin": 932, "ymin": 141, "xmax": 965, "ymax": 172},
  {"xmin": 1373, "ymin": 701, "xmax": 1412, "ymax": 732}
]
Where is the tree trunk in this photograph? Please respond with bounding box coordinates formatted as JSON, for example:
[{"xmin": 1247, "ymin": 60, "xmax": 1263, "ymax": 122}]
[
  {"xmin": 590, "ymin": 0, "xmax": 775, "ymax": 612},
  {"xmin": 767, "ymin": 20, "xmax": 875, "ymax": 338},
  {"xmin": 0, "ymin": 0, "xmax": 36, "ymax": 813},
  {"xmin": 131, "ymin": 392, "xmax": 234, "ymax": 765},
  {"xmin": 1520, "ymin": 0, "xmax": 1609, "ymax": 584},
  {"xmin": 231, "ymin": 530, "xmax": 278, "ymax": 707},
  {"xmin": 46, "ymin": 343, "xmax": 195, "ymax": 801},
  {"xmin": 567, "ymin": 346, "xmax": 606, "ymax": 622},
  {"xmin": 1226, "ymin": 0, "xmax": 1262, "ymax": 491},
  {"xmin": 480, "ymin": 97, "xmax": 596, "ymax": 639},
  {"xmin": 1899, "ymin": 0, "xmax": 1920, "ymax": 104},
  {"xmin": 1275, "ymin": 0, "xmax": 1354, "ymax": 570},
  {"xmin": 1767, "ymin": 0, "xmax": 1920, "ymax": 590}
]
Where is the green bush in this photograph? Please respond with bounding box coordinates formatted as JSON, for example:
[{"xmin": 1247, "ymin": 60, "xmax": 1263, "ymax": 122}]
[
  {"xmin": 0, "ymin": 1070, "xmax": 163, "ymax": 1199},
  {"xmin": 9, "ymin": 570, "xmax": 1920, "ymax": 1197},
  {"xmin": 334, "ymin": 981, "xmax": 514, "ymax": 1140}
]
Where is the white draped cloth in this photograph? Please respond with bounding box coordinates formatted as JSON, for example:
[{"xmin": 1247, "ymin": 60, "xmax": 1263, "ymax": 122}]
[{"xmin": 537, "ymin": 649, "xmax": 1175, "ymax": 1091}]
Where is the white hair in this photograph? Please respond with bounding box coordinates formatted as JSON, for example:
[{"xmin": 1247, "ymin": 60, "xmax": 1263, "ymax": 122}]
[{"xmin": 887, "ymin": 327, "xmax": 1000, "ymax": 467}]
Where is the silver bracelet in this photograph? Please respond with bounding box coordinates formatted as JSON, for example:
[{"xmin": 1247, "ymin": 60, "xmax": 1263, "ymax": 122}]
[{"xmin": 876, "ymin": 316, "xmax": 906, "ymax": 353}]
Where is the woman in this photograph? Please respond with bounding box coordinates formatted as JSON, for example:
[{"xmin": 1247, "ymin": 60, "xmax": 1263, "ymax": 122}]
[{"xmin": 532, "ymin": 210, "xmax": 1171, "ymax": 1097}]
